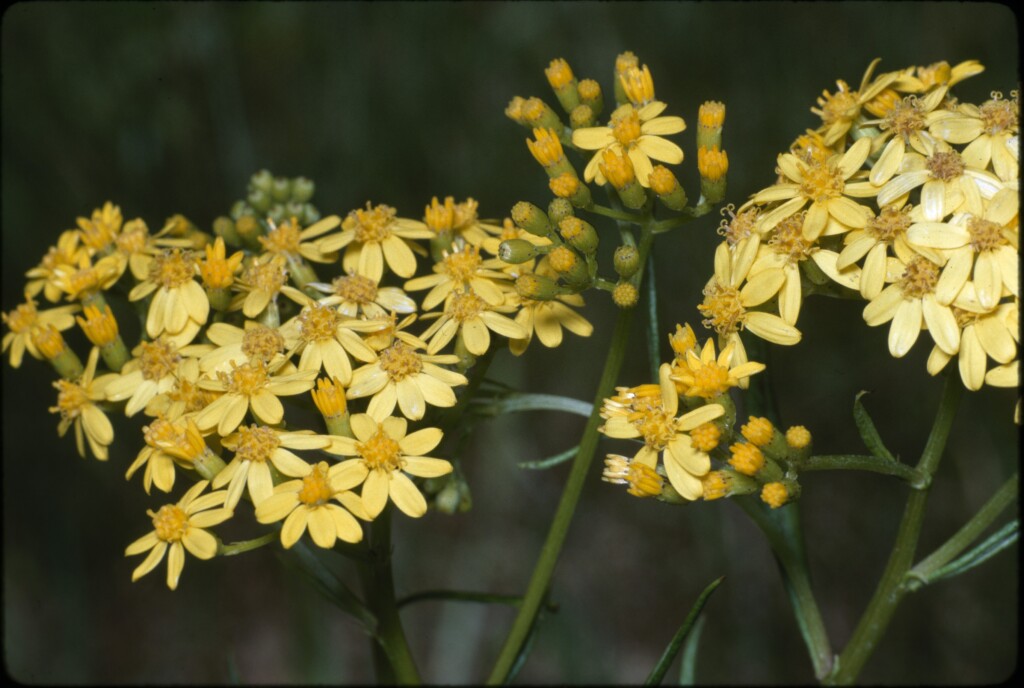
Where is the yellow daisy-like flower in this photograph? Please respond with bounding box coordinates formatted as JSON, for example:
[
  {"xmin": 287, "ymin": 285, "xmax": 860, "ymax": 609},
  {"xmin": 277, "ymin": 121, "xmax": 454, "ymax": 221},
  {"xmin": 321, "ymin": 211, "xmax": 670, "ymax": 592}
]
[
  {"xmin": 125, "ymin": 480, "xmax": 231, "ymax": 590},
  {"xmin": 423, "ymin": 196, "xmax": 503, "ymax": 249},
  {"xmin": 75, "ymin": 201, "xmax": 123, "ymax": 253},
  {"xmin": 419, "ymin": 290, "xmax": 527, "ymax": 356},
  {"xmin": 671, "ymin": 337, "xmax": 765, "ymax": 399},
  {"xmin": 891, "ymin": 60, "xmax": 985, "ymax": 94},
  {"xmin": 25, "ymin": 229, "xmax": 86, "ymax": 303},
  {"xmin": 572, "ymin": 101, "xmax": 686, "ymax": 188},
  {"xmin": 217, "ymin": 424, "xmax": 331, "ymax": 510},
  {"xmin": 258, "ymin": 215, "xmax": 340, "ymax": 263},
  {"xmin": 307, "ymin": 272, "xmax": 417, "ymax": 320},
  {"xmin": 347, "ymin": 338, "xmax": 467, "ymax": 421},
  {"xmin": 325, "ymin": 412, "xmax": 452, "ymax": 518},
  {"xmin": 599, "ymin": 364, "xmax": 725, "ymax": 500},
  {"xmin": 927, "ymin": 299, "xmax": 1018, "ymax": 391},
  {"xmin": 195, "ymin": 359, "xmax": 318, "ymax": 436},
  {"xmin": 198, "ymin": 236, "xmax": 245, "ymax": 291},
  {"xmin": 866, "ymin": 87, "xmax": 950, "ymax": 186},
  {"xmin": 2, "ymin": 295, "xmax": 79, "ymax": 368},
  {"xmin": 930, "ymin": 91, "xmax": 1019, "ymax": 182},
  {"xmin": 50, "ymin": 252, "xmax": 122, "ymax": 303},
  {"xmin": 128, "ymin": 248, "xmax": 210, "ymax": 344},
  {"xmin": 862, "ymin": 255, "xmax": 959, "ymax": 358},
  {"xmin": 316, "ymin": 203, "xmax": 433, "ymax": 281},
  {"xmin": 279, "ymin": 299, "xmax": 381, "ymax": 385},
  {"xmin": 199, "ymin": 320, "xmax": 288, "ymax": 374},
  {"xmin": 232, "ymin": 254, "xmax": 299, "ymax": 319},
  {"xmin": 811, "ymin": 58, "xmax": 901, "ymax": 146},
  {"xmin": 507, "ymin": 289, "xmax": 593, "ymax": 356},
  {"xmin": 48, "ymin": 347, "xmax": 115, "ymax": 460},
  {"xmin": 126, "ymin": 416, "xmax": 199, "ymax": 494},
  {"xmin": 748, "ymin": 136, "xmax": 875, "ymax": 241},
  {"xmin": 105, "ymin": 338, "xmax": 211, "ymax": 417},
  {"xmin": 404, "ymin": 243, "xmax": 512, "ymax": 311},
  {"xmin": 906, "ymin": 187, "xmax": 1019, "ymax": 311},
  {"xmin": 255, "ymin": 461, "xmax": 368, "ymax": 549},
  {"xmin": 745, "ymin": 212, "xmax": 820, "ymax": 326}
]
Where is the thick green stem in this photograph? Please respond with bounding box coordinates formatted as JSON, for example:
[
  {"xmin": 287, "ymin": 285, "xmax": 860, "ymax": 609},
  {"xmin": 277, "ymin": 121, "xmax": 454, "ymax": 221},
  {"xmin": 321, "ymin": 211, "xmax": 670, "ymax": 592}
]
[
  {"xmin": 360, "ymin": 508, "xmax": 420, "ymax": 685},
  {"xmin": 829, "ymin": 374, "xmax": 962, "ymax": 684},
  {"xmin": 486, "ymin": 231, "xmax": 652, "ymax": 684},
  {"xmin": 801, "ymin": 454, "xmax": 924, "ymax": 485},
  {"xmin": 587, "ymin": 203, "xmax": 640, "ymax": 223}
]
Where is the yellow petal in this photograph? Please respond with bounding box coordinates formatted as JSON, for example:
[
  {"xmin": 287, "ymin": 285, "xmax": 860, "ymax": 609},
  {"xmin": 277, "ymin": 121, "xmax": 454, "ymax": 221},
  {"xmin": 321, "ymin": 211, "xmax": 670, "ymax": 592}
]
[
  {"xmin": 281, "ymin": 507, "xmax": 310, "ymax": 549},
  {"xmin": 389, "ymin": 472, "xmax": 427, "ymax": 517}
]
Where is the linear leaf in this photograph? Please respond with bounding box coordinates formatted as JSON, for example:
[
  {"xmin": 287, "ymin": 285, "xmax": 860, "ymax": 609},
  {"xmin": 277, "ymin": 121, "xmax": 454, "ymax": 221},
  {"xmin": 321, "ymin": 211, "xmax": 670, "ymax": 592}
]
[
  {"xmin": 471, "ymin": 393, "xmax": 593, "ymax": 418},
  {"xmin": 645, "ymin": 577, "xmax": 724, "ymax": 685},
  {"xmin": 928, "ymin": 519, "xmax": 1019, "ymax": 585},
  {"xmin": 853, "ymin": 391, "xmax": 897, "ymax": 462},
  {"xmin": 518, "ymin": 445, "xmax": 578, "ymax": 470},
  {"xmin": 278, "ymin": 540, "xmax": 377, "ymax": 632},
  {"xmin": 678, "ymin": 614, "xmax": 706, "ymax": 685}
]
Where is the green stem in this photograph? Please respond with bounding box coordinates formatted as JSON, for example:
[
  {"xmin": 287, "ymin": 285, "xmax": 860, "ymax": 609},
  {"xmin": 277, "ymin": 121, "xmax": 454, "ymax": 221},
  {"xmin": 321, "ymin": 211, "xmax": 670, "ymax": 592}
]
[
  {"xmin": 360, "ymin": 507, "xmax": 420, "ymax": 685},
  {"xmin": 587, "ymin": 203, "xmax": 640, "ymax": 223},
  {"xmin": 829, "ymin": 373, "xmax": 962, "ymax": 684},
  {"xmin": 218, "ymin": 531, "xmax": 278, "ymax": 556},
  {"xmin": 801, "ymin": 455, "xmax": 924, "ymax": 485},
  {"xmin": 486, "ymin": 230, "xmax": 653, "ymax": 685},
  {"xmin": 907, "ymin": 472, "xmax": 1018, "ymax": 588},
  {"xmin": 644, "ymin": 252, "xmax": 660, "ymax": 382},
  {"xmin": 737, "ymin": 498, "xmax": 834, "ymax": 679}
]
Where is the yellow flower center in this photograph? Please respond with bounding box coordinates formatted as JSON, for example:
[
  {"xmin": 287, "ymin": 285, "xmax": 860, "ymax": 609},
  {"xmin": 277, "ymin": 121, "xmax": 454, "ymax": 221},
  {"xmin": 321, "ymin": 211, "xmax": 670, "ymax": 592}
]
[
  {"xmin": 866, "ymin": 204, "xmax": 912, "ymax": 243},
  {"xmin": 636, "ymin": 408, "xmax": 677, "ymax": 450},
  {"xmin": 699, "ymin": 282, "xmax": 745, "ymax": 336},
  {"xmin": 883, "ymin": 97, "xmax": 927, "ymax": 139},
  {"xmin": 770, "ymin": 212, "xmax": 816, "ymax": 262},
  {"xmin": 53, "ymin": 379, "xmax": 88, "ymax": 419},
  {"xmin": 138, "ymin": 339, "xmax": 181, "ymax": 381},
  {"xmin": 547, "ymin": 246, "xmax": 578, "ymax": 273},
  {"xmin": 799, "ymin": 159, "xmax": 845, "ymax": 203},
  {"xmin": 741, "ymin": 416, "xmax": 775, "ymax": 446},
  {"xmin": 424, "ymin": 196, "xmax": 455, "ymax": 233},
  {"xmin": 143, "ymin": 417, "xmax": 182, "ymax": 448},
  {"xmin": 785, "ymin": 425, "xmax": 812, "ymax": 449},
  {"xmin": 966, "ymin": 216, "xmax": 1007, "ymax": 252},
  {"xmin": 718, "ymin": 205, "xmax": 760, "ymax": 245},
  {"xmin": 687, "ymin": 362, "xmax": 732, "ymax": 399},
  {"xmin": 3, "ymin": 300, "xmax": 38, "ymax": 333},
  {"xmin": 612, "ymin": 108, "xmax": 642, "ymax": 147},
  {"xmin": 926, "ymin": 150, "xmax": 965, "ymax": 181},
  {"xmin": 298, "ymin": 463, "xmax": 334, "ymax": 506},
  {"xmin": 332, "ymin": 274, "xmax": 379, "ymax": 304},
  {"xmin": 150, "ymin": 504, "xmax": 188, "ymax": 542},
  {"xmin": 897, "ymin": 256, "xmax": 941, "ymax": 299},
  {"xmin": 441, "ymin": 246, "xmax": 483, "ymax": 283},
  {"xmin": 701, "ymin": 470, "xmax": 730, "ymax": 500},
  {"xmin": 761, "ymin": 482, "xmax": 789, "ymax": 508},
  {"xmin": 378, "ymin": 341, "xmax": 423, "ymax": 381},
  {"xmin": 222, "ymin": 360, "xmax": 270, "ymax": 396},
  {"xmin": 242, "ymin": 325, "xmax": 285, "ymax": 362},
  {"xmin": 259, "ymin": 217, "xmax": 303, "ymax": 255},
  {"xmin": 349, "ymin": 204, "xmax": 396, "ymax": 244},
  {"xmin": 234, "ymin": 424, "xmax": 280, "ymax": 463},
  {"xmin": 791, "ymin": 131, "xmax": 833, "ymax": 165},
  {"xmin": 817, "ymin": 80, "xmax": 858, "ymax": 124},
  {"xmin": 298, "ymin": 303, "xmax": 342, "ymax": 342},
  {"xmin": 980, "ymin": 93, "xmax": 1018, "ymax": 135},
  {"xmin": 150, "ymin": 250, "xmax": 197, "ymax": 289},
  {"xmin": 244, "ymin": 257, "xmax": 288, "ymax": 295},
  {"xmin": 916, "ymin": 61, "xmax": 951, "ymax": 89},
  {"xmin": 452, "ymin": 198, "xmax": 479, "ymax": 230},
  {"xmin": 690, "ymin": 422, "xmax": 722, "ymax": 452},
  {"xmin": 116, "ymin": 221, "xmax": 149, "ymax": 255},
  {"xmin": 357, "ymin": 428, "xmax": 404, "ymax": 472},
  {"xmin": 311, "ymin": 377, "xmax": 347, "ymax": 418},
  {"xmin": 728, "ymin": 442, "xmax": 765, "ymax": 476},
  {"xmin": 446, "ymin": 291, "xmax": 486, "ymax": 323},
  {"xmin": 167, "ymin": 378, "xmax": 217, "ymax": 415}
]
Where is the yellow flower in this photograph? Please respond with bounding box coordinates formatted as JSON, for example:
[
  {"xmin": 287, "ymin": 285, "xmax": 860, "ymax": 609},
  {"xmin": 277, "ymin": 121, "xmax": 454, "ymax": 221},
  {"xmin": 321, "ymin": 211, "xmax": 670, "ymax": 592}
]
[
  {"xmin": 307, "ymin": 272, "xmax": 417, "ymax": 320},
  {"xmin": 602, "ymin": 454, "xmax": 664, "ymax": 498},
  {"xmin": 810, "ymin": 58, "xmax": 901, "ymax": 146},
  {"xmin": 198, "ymin": 236, "xmax": 245, "ymax": 290},
  {"xmin": 745, "ymin": 212, "xmax": 820, "ymax": 326},
  {"xmin": 867, "ymin": 87, "xmax": 952, "ymax": 186},
  {"xmin": 599, "ymin": 364, "xmax": 724, "ymax": 500},
  {"xmin": 325, "ymin": 412, "xmax": 452, "ymax": 518},
  {"xmin": 404, "ymin": 243, "xmax": 512, "ymax": 311},
  {"xmin": 423, "ymin": 196, "xmax": 504, "ymax": 249},
  {"xmin": 199, "ymin": 320, "xmax": 289, "ymax": 373},
  {"xmin": 419, "ymin": 290, "xmax": 527, "ymax": 356},
  {"xmin": 125, "ymin": 480, "xmax": 231, "ymax": 590},
  {"xmin": 126, "ymin": 416, "xmax": 198, "ymax": 494},
  {"xmin": 748, "ymin": 136, "xmax": 875, "ymax": 241},
  {"xmin": 891, "ymin": 60, "xmax": 985, "ymax": 94},
  {"xmin": 2, "ymin": 295, "xmax": 79, "ymax": 368},
  {"xmin": 75, "ymin": 201, "xmax": 123, "ymax": 253},
  {"xmin": 258, "ymin": 215, "xmax": 340, "ymax": 263},
  {"xmin": 671, "ymin": 337, "xmax": 765, "ymax": 399},
  {"xmin": 50, "ymin": 252, "xmax": 122, "ymax": 303},
  {"xmin": 105, "ymin": 337, "xmax": 211, "ymax": 417},
  {"xmin": 49, "ymin": 347, "xmax": 115, "ymax": 460},
  {"xmin": 572, "ymin": 101, "xmax": 685, "ymax": 188},
  {"xmin": 279, "ymin": 299, "xmax": 381, "ymax": 385},
  {"xmin": 931, "ymin": 91, "xmax": 1019, "ymax": 182},
  {"xmin": 317, "ymin": 203, "xmax": 433, "ymax": 281},
  {"xmin": 347, "ymin": 338, "xmax": 467, "ymax": 421},
  {"xmin": 232, "ymin": 254, "xmax": 304, "ymax": 319},
  {"xmin": 25, "ymin": 229, "xmax": 87, "ymax": 302},
  {"xmin": 128, "ymin": 249, "xmax": 209, "ymax": 344},
  {"xmin": 906, "ymin": 187, "xmax": 1019, "ymax": 311},
  {"xmin": 255, "ymin": 461, "xmax": 368, "ymax": 549},
  {"xmin": 217, "ymin": 425, "xmax": 331, "ymax": 510},
  {"xmin": 195, "ymin": 359, "xmax": 318, "ymax": 436},
  {"xmin": 926, "ymin": 299, "xmax": 1018, "ymax": 391}
]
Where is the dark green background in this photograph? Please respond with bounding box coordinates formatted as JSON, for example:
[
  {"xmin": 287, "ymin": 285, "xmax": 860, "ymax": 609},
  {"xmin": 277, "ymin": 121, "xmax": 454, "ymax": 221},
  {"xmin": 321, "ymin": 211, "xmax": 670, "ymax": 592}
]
[{"xmin": 2, "ymin": 2, "xmax": 1018, "ymax": 683}]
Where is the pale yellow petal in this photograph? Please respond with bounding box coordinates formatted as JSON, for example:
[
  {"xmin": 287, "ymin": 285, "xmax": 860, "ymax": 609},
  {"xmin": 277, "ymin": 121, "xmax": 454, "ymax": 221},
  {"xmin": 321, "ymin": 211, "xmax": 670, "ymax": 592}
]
[{"xmin": 389, "ymin": 472, "xmax": 427, "ymax": 518}]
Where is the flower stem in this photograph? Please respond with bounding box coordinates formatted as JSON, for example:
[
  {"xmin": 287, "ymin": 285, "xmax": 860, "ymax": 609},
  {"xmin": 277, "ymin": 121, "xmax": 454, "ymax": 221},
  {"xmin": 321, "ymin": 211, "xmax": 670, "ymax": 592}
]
[
  {"xmin": 486, "ymin": 229, "xmax": 653, "ymax": 685},
  {"xmin": 360, "ymin": 507, "xmax": 421, "ymax": 685},
  {"xmin": 587, "ymin": 203, "xmax": 640, "ymax": 223},
  {"xmin": 800, "ymin": 454, "xmax": 924, "ymax": 485},
  {"xmin": 218, "ymin": 531, "xmax": 278, "ymax": 556},
  {"xmin": 828, "ymin": 373, "xmax": 962, "ymax": 684}
]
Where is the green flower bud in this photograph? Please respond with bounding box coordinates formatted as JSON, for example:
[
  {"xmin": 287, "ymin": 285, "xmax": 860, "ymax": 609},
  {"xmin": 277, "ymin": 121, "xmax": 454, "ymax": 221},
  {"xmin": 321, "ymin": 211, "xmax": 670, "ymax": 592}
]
[
  {"xmin": 613, "ymin": 245, "xmax": 640, "ymax": 278},
  {"xmin": 270, "ymin": 176, "xmax": 291, "ymax": 202},
  {"xmin": 498, "ymin": 239, "xmax": 540, "ymax": 264},
  {"xmin": 547, "ymin": 198, "xmax": 574, "ymax": 227},
  {"xmin": 569, "ymin": 104, "xmax": 595, "ymax": 129},
  {"xmin": 247, "ymin": 188, "xmax": 272, "ymax": 213},
  {"xmin": 511, "ymin": 201, "xmax": 551, "ymax": 237},
  {"xmin": 291, "ymin": 177, "xmax": 315, "ymax": 203},
  {"xmin": 300, "ymin": 204, "xmax": 321, "ymax": 226},
  {"xmin": 515, "ymin": 273, "xmax": 561, "ymax": 301},
  {"xmin": 229, "ymin": 200, "xmax": 250, "ymax": 221},
  {"xmin": 558, "ymin": 216, "xmax": 598, "ymax": 255},
  {"xmin": 250, "ymin": 169, "xmax": 274, "ymax": 194},
  {"xmin": 267, "ymin": 203, "xmax": 286, "ymax": 224},
  {"xmin": 212, "ymin": 216, "xmax": 242, "ymax": 246},
  {"xmin": 285, "ymin": 201, "xmax": 304, "ymax": 219}
]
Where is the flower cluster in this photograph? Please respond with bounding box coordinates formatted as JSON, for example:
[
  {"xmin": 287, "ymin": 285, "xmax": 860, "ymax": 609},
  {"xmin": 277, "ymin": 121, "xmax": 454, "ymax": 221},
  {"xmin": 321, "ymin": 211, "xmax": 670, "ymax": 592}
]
[
  {"xmin": 701, "ymin": 59, "xmax": 1019, "ymax": 398},
  {"xmin": 3, "ymin": 172, "xmax": 599, "ymax": 589}
]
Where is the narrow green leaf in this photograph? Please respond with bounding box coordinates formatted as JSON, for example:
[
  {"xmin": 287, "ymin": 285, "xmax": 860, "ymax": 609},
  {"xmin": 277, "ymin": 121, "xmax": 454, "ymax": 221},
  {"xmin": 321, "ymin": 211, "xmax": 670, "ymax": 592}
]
[
  {"xmin": 505, "ymin": 593, "xmax": 555, "ymax": 684},
  {"xmin": 928, "ymin": 519, "xmax": 1019, "ymax": 584},
  {"xmin": 853, "ymin": 391, "xmax": 897, "ymax": 462},
  {"xmin": 645, "ymin": 577, "xmax": 724, "ymax": 685},
  {"xmin": 518, "ymin": 445, "xmax": 578, "ymax": 470},
  {"xmin": 645, "ymin": 253, "xmax": 660, "ymax": 382},
  {"xmin": 678, "ymin": 614, "xmax": 706, "ymax": 685},
  {"xmin": 279, "ymin": 540, "xmax": 377, "ymax": 632},
  {"xmin": 471, "ymin": 393, "xmax": 592, "ymax": 418},
  {"xmin": 397, "ymin": 589, "xmax": 559, "ymax": 611}
]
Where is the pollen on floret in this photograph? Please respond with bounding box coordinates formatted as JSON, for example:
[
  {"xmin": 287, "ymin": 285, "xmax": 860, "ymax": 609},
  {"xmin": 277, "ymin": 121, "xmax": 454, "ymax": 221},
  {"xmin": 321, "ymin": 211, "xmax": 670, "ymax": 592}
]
[
  {"xmin": 348, "ymin": 203, "xmax": 397, "ymax": 244},
  {"xmin": 547, "ymin": 246, "xmax": 579, "ymax": 274},
  {"xmin": 244, "ymin": 256, "xmax": 288, "ymax": 295},
  {"xmin": 549, "ymin": 173, "xmax": 580, "ymax": 199},
  {"xmin": 897, "ymin": 256, "xmax": 941, "ymax": 298},
  {"xmin": 440, "ymin": 245, "xmax": 484, "ymax": 283},
  {"xmin": 925, "ymin": 150, "xmax": 966, "ymax": 181},
  {"xmin": 241, "ymin": 324, "xmax": 286, "ymax": 362},
  {"xmin": 33, "ymin": 324, "xmax": 67, "ymax": 359},
  {"xmin": 742, "ymin": 416, "xmax": 775, "ymax": 447},
  {"xmin": 611, "ymin": 108, "xmax": 642, "ymax": 147},
  {"xmin": 866, "ymin": 204, "xmax": 913, "ymax": 243},
  {"xmin": 358, "ymin": 429, "xmax": 404, "ymax": 472},
  {"xmin": 717, "ymin": 204, "xmax": 760, "ymax": 246},
  {"xmin": 699, "ymin": 281, "xmax": 745, "ymax": 336},
  {"xmin": 221, "ymin": 360, "xmax": 270, "ymax": 395},
  {"xmin": 150, "ymin": 504, "xmax": 188, "ymax": 542},
  {"xmin": 332, "ymin": 274, "xmax": 379, "ymax": 305},
  {"xmin": 447, "ymin": 291, "xmax": 487, "ymax": 323},
  {"xmin": 600, "ymin": 149, "xmax": 636, "ymax": 188},
  {"xmin": 527, "ymin": 128, "xmax": 565, "ymax": 167},
  {"xmin": 378, "ymin": 341, "xmax": 424, "ymax": 381},
  {"xmin": 425, "ymin": 196, "xmax": 456, "ymax": 233},
  {"xmin": 311, "ymin": 377, "xmax": 347, "ymax": 418},
  {"xmin": 77, "ymin": 304, "xmax": 119, "ymax": 347},
  {"xmin": 701, "ymin": 470, "xmax": 731, "ymax": 501},
  {"xmin": 882, "ymin": 96, "xmax": 927, "ymax": 138},
  {"xmin": 259, "ymin": 217, "xmax": 303, "ymax": 255},
  {"xmin": 615, "ymin": 51, "xmax": 639, "ymax": 76},
  {"xmin": 298, "ymin": 462, "xmax": 334, "ymax": 506},
  {"xmin": 769, "ymin": 212, "xmax": 815, "ymax": 263},
  {"xmin": 612, "ymin": 282, "xmax": 639, "ymax": 308},
  {"xmin": 233, "ymin": 425, "xmax": 281, "ymax": 464},
  {"xmin": 298, "ymin": 303, "xmax": 342, "ymax": 342},
  {"xmin": 980, "ymin": 92, "xmax": 1019, "ymax": 134},
  {"xmin": 966, "ymin": 217, "xmax": 1008, "ymax": 253},
  {"xmin": 728, "ymin": 442, "xmax": 765, "ymax": 477},
  {"xmin": 545, "ymin": 58, "xmax": 575, "ymax": 90},
  {"xmin": 151, "ymin": 250, "xmax": 198, "ymax": 289},
  {"xmin": 690, "ymin": 422, "xmax": 722, "ymax": 452},
  {"xmin": 785, "ymin": 425, "xmax": 812, "ymax": 449},
  {"xmin": 697, "ymin": 147, "xmax": 729, "ymax": 181},
  {"xmin": 761, "ymin": 482, "xmax": 789, "ymax": 509},
  {"xmin": 648, "ymin": 165, "xmax": 679, "ymax": 196}
]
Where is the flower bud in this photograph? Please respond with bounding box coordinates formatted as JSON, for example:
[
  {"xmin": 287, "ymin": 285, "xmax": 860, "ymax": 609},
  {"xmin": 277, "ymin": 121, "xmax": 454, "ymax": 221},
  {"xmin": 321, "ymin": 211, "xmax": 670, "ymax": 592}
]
[
  {"xmin": 229, "ymin": 200, "xmax": 249, "ymax": 221},
  {"xmin": 545, "ymin": 58, "xmax": 580, "ymax": 114},
  {"xmin": 558, "ymin": 216, "xmax": 598, "ymax": 255},
  {"xmin": 511, "ymin": 201, "xmax": 552, "ymax": 237},
  {"xmin": 697, "ymin": 146, "xmax": 728, "ymax": 204},
  {"xmin": 569, "ymin": 104, "xmax": 595, "ymax": 129},
  {"xmin": 613, "ymin": 51, "xmax": 640, "ymax": 105},
  {"xmin": 612, "ymin": 281, "xmax": 639, "ymax": 308},
  {"xmin": 784, "ymin": 425, "xmax": 812, "ymax": 464},
  {"xmin": 613, "ymin": 245, "xmax": 640, "ymax": 278},
  {"xmin": 521, "ymin": 97, "xmax": 565, "ymax": 134},
  {"xmin": 515, "ymin": 273, "xmax": 561, "ymax": 301},
  {"xmin": 696, "ymin": 101, "xmax": 725, "ymax": 151},
  {"xmin": 548, "ymin": 245, "xmax": 589, "ymax": 288},
  {"xmin": 599, "ymin": 150, "xmax": 646, "ymax": 209},
  {"xmin": 498, "ymin": 238, "xmax": 540, "ymax": 264},
  {"xmin": 526, "ymin": 128, "xmax": 576, "ymax": 179},
  {"xmin": 270, "ymin": 176, "xmax": 292, "ymax": 202},
  {"xmin": 577, "ymin": 79, "xmax": 603, "ymax": 118},
  {"xmin": 250, "ymin": 169, "xmax": 274, "ymax": 194},
  {"xmin": 247, "ymin": 188, "xmax": 272, "ymax": 214},
  {"xmin": 548, "ymin": 198, "xmax": 574, "ymax": 226},
  {"xmin": 648, "ymin": 165, "xmax": 688, "ymax": 211},
  {"xmin": 761, "ymin": 480, "xmax": 801, "ymax": 508},
  {"xmin": 213, "ymin": 216, "xmax": 242, "ymax": 246},
  {"xmin": 291, "ymin": 177, "xmax": 315, "ymax": 203},
  {"xmin": 235, "ymin": 214, "xmax": 263, "ymax": 248},
  {"xmin": 619, "ymin": 64, "xmax": 655, "ymax": 107},
  {"xmin": 300, "ymin": 203, "xmax": 321, "ymax": 226},
  {"xmin": 549, "ymin": 172, "xmax": 592, "ymax": 209}
]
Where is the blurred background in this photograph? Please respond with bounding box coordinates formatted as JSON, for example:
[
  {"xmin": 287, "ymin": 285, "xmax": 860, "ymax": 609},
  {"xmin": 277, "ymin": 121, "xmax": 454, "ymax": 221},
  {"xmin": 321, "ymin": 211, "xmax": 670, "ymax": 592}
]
[{"xmin": 2, "ymin": 2, "xmax": 1018, "ymax": 684}]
